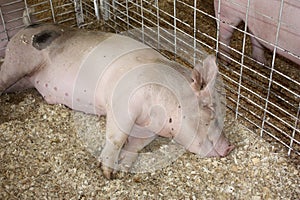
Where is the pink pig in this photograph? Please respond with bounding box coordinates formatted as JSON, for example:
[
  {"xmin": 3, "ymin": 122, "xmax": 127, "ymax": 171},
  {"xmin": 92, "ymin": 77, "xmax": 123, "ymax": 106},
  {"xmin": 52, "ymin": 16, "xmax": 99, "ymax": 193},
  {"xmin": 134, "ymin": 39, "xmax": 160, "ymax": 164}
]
[
  {"xmin": 214, "ymin": 0, "xmax": 300, "ymax": 66},
  {"xmin": 0, "ymin": 24, "xmax": 234, "ymax": 179}
]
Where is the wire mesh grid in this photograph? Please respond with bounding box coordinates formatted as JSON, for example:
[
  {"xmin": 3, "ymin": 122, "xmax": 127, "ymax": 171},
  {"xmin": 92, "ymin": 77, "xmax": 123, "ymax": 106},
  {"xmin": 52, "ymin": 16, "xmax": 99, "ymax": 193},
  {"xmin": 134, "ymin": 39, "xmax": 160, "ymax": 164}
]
[{"xmin": 0, "ymin": 0, "xmax": 299, "ymax": 157}]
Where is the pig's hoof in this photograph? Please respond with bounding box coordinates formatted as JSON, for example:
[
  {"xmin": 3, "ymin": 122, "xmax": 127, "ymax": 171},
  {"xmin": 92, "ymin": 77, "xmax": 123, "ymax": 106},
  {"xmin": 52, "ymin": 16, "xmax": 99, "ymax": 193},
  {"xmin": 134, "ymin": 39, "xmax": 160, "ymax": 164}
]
[
  {"xmin": 118, "ymin": 151, "xmax": 138, "ymax": 172},
  {"xmin": 99, "ymin": 163, "xmax": 114, "ymax": 179},
  {"xmin": 118, "ymin": 162, "xmax": 132, "ymax": 172}
]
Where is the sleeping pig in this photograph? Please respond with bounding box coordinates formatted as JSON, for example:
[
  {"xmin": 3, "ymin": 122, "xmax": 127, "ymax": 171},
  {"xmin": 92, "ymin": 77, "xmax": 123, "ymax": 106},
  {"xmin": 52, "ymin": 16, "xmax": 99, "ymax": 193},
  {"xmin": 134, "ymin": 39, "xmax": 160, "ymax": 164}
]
[
  {"xmin": 214, "ymin": 0, "xmax": 300, "ymax": 66},
  {"xmin": 0, "ymin": 24, "xmax": 234, "ymax": 179}
]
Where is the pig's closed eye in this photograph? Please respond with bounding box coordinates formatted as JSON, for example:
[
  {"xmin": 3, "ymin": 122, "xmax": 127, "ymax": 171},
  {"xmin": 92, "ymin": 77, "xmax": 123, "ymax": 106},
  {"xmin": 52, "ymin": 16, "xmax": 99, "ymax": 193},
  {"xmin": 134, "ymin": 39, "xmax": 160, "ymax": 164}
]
[{"xmin": 204, "ymin": 105, "xmax": 215, "ymax": 120}]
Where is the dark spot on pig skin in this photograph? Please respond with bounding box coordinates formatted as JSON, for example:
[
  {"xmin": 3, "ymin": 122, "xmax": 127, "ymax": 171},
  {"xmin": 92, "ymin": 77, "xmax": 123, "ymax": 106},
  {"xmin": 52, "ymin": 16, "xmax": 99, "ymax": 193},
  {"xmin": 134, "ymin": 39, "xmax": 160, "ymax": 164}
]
[
  {"xmin": 169, "ymin": 118, "xmax": 172, "ymax": 123},
  {"xmin": 65, "ymin": 93, "xmax": 69, "ymax": 96},
  {"xmin": 32, "ymin": 30, "xmax": 61, "ymax": 50},
  {"xmin": 36, "ymin": 80, "xmax": 39, "ymax": 84},
  {"xmin": 54, "ymin": 87, "xmax": 57, "ymax": 91},
  {"xmin": 45, "ymin": 83, "xmax": 48, "ymax": 87},
  {"xmin": 178, "ymin": 105, "xmax": 181, "ymax": 109}
]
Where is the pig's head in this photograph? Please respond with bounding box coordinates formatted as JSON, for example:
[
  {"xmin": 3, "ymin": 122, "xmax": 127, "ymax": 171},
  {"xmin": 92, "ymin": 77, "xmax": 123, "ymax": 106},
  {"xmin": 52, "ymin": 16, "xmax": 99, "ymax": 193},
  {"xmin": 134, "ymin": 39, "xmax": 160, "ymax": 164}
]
[
  {"xmin": 187, "ymin": 55, "xmax": 234, "ymax": 157},
  {"xmin": 0, "ymin": 24, "xmax": 63, "ymax": 94}
]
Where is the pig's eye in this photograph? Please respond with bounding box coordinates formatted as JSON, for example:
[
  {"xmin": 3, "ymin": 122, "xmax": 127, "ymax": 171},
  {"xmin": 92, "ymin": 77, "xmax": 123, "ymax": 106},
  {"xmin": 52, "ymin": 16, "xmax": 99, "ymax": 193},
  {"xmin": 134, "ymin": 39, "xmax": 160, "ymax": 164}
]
[{"xmin": 204, "ymin": 105, "xmax": 215, "ymax": 120}]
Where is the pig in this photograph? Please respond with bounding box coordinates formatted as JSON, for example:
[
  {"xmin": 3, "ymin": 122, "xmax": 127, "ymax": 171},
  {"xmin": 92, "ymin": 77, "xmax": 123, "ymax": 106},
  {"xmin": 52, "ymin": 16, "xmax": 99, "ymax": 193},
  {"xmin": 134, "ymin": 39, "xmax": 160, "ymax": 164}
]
[
  {"xmin": 0, "ymin": 0, "xmax": 35, "ymax": 58},
  {"xmin": 214, "ymin": 0, "xmax": 300, "ymax": 66},
  {"xmin": 0, "ymin": 24, "xmax": 234, "ymax": 179}
]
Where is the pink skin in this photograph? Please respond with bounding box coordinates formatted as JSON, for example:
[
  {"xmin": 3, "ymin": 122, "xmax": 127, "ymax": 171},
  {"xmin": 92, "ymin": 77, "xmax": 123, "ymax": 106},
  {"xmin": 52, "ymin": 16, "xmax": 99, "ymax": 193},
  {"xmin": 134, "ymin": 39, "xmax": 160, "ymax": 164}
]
[
  {"xmin": 214, "ymin": 0, "xmax": 300, "ymax": 66},
  {"xmin": 0, "ymin": 24, "xmax": 234, "ymax": 179}
]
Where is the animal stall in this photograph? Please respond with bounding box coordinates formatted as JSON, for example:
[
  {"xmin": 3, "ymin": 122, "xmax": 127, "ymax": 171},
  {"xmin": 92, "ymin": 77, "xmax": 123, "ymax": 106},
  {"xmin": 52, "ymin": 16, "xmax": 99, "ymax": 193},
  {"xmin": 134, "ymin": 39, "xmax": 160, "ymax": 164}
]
[{"xmin": 0, "ymin": 0, "xmax": 298, "ymax": 199}]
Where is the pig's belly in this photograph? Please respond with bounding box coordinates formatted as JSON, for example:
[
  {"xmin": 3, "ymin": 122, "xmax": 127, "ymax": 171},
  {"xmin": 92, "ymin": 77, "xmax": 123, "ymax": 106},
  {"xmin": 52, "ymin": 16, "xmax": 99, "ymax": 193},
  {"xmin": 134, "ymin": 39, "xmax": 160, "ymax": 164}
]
[{"xmin": 31, "ymin": 34, "xmax": 152, "ymax": 116}]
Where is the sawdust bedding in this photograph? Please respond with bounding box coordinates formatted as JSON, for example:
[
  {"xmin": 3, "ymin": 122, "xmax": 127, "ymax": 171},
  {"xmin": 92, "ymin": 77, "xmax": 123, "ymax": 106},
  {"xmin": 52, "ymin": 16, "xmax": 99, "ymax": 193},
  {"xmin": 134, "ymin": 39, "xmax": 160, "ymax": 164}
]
[{"xmin": 0, "ymin": 90, "xmax": 299, "ymax": 199}]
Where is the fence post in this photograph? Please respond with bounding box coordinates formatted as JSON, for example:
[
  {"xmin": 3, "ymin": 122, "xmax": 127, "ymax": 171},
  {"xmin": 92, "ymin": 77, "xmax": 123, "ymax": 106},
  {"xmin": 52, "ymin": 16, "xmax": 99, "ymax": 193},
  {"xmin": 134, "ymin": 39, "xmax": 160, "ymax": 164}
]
[{"xmin": 74, "ymin": 0, "xmax": 84, "ymax": 26}]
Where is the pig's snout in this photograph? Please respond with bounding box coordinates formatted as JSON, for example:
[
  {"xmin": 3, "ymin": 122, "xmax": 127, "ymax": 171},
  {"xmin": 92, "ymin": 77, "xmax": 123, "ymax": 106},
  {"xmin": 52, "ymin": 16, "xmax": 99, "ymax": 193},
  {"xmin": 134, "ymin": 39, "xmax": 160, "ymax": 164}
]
[
  {"xmin": 188, "ymin": 133, "xmax": 234, "ymax": 158},
  {"xmin": 207, "ymin": 135, "xmax": 235, "ymax": 157},
  {"xmin": 207, "ymin": 143, "xmax": 235, "ymax": 157}
]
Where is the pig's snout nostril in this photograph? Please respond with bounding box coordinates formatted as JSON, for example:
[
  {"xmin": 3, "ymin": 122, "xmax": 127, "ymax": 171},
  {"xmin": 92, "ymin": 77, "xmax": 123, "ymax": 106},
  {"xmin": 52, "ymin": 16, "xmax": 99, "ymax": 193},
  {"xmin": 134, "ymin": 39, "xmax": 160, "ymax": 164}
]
[
  {"xmin": 217, "ymin": 144, "xmax": 235, "ymax": 157},
  {"xmin": 224, "ymin": 144, "xmax": 235, "ymax": 156}
]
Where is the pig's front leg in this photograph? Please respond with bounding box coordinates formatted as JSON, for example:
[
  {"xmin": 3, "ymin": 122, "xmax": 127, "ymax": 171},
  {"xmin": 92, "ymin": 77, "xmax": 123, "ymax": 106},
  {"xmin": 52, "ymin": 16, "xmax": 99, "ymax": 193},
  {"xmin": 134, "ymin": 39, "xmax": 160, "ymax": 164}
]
[
  {"xmin": 99, "ymin": 111, "xmax": 133, "ymax": 179},
  {"xmin": 0, "ymin": 62, "xmax": 27, "ymax": 94},
  {"xmin": 218, "ymin": 21, "xmax": 239, "ymax": 64},
  {"xmin": 118, "ymin": 126, "xmax": 157, "ymax": 172},
  {"xmin": 2, "ymin": 77, "xmax": 33, "ymax": 93},
  {"xmin": 250, "ymin": 34, "xmax": 267, "ymax": 64},
  {"xmin": 216, "ymin": 10, "xmax": 242, "ymax": 64}
]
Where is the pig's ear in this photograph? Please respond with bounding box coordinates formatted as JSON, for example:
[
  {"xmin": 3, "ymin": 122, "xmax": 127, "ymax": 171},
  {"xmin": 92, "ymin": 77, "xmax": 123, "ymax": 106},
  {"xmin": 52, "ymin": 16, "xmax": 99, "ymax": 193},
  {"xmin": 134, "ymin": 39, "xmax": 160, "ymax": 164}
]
[
  {"xmin": 190, "ymin": 67, "xmax": 203, "ymax": 95},
  {"xmin": 198, "ymin": 55, "xmax": 219, "ymax": 106},
  {"xmin": 202, "ymin": 55, "xmax": 218, "ymax": 87},
  {"xmin": 32, "ymin": 30, "xmax": 61, "ymax": 50}
]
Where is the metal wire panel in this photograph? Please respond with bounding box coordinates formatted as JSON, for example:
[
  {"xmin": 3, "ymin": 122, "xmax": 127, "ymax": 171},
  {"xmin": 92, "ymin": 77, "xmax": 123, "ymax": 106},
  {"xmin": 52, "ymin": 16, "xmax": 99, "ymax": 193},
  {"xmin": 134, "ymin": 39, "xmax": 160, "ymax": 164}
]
[{"xmin": 0, "ymin": 0, "xmax": 27, "ymax": 55}]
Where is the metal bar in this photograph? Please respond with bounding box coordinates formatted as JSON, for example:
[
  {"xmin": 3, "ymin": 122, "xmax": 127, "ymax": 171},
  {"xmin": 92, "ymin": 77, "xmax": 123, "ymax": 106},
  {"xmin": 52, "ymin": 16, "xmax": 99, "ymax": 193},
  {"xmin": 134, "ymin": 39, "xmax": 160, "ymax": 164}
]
[
  {"xmin": 260, "ymin": 0, "xmax": 285, "ymax": 137},
  {"xmin": 193, "ymin": 0, "xmax": 197, "ymax": 66},
  {"xmin": 140, "ymin": 0, "xmax": 145, "ymax": 42},
  {"xmin": 125, "ymin": 0, "xmax": 129, "ymax": 30},
  {"xmin": 74, "ymin": 0, "xmax": 84, "ymax": 27},
  {"xmin": 94, "ymin": 0, "xmax": 100, "ymax": 20},
  {"xmin": 235, "ymin": 0, "xmax": 251, "ymax": 119},
  {"xmin": 49, "ymin": 0, "xmax": 56, "ymax": 23},
  {"xmin": 173, "ymin": 0, "xmax": 177, "ymax": 58},
  {"xmin": 155, "ymin": 0, "xmax": 160, "ymax": 51},
  {"xmin": 0, "ymin": 7, "xmax": 9, "ymax": 44},
  {"xmin": 215, "ymin": 0, "xmax": 221, "ymax": 59},
  {"xmin": 288, "ymin": 103, "xmax": 300, "ymax": 156}
]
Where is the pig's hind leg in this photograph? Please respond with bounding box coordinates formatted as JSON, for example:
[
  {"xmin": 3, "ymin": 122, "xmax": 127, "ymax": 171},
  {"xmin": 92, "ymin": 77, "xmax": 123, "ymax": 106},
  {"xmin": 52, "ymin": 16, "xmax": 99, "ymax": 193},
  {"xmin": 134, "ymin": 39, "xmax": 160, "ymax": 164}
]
[
  {"xmin": 118, "ymin": 125, "xmax": 157, "ymax": 172},
  {"xmin": 217, "ymin": 14, "xmax": 242, "ymax": 64},
  {"xmin": 250, "ymin": 33, "xmax": 267, "ymax": 65}
]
